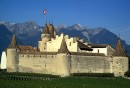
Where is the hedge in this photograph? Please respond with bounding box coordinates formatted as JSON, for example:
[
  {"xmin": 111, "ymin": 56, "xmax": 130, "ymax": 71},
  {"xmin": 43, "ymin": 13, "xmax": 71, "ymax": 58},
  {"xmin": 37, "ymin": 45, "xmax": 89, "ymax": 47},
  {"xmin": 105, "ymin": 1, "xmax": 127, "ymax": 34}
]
[
  {"xmin": 71, "ymin": 73, "xmax": 114, "ymax": 77},
  {"xmin": 125, "ymin": 69, "xmax": 130, "ymax": 77},
  {"xmin": 0, "ymin": 72, "xmax": 60, "ymax": 78}
]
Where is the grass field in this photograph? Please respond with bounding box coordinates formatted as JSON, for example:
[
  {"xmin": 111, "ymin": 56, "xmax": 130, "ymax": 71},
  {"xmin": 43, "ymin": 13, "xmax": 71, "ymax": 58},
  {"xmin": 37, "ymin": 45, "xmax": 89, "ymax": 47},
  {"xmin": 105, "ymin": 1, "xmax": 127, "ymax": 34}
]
[{"xmin": 0, "ymin": 73, "xmax": 130, "ymax": 88}]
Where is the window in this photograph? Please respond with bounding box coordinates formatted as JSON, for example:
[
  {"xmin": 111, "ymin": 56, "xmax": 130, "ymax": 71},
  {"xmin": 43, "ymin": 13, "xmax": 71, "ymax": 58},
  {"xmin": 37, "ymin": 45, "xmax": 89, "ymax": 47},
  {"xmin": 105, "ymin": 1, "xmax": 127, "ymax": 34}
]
[
  {"xmin": 69, "ymin": 42, "xmax": 71, "ymax": 46},
  {"xmin": 16, "ymin": 49, "xmax": 19, "ymax": 52},
  {"xmin": 97, "ymin": 49, "xmax": 99, "ymax": 53}
]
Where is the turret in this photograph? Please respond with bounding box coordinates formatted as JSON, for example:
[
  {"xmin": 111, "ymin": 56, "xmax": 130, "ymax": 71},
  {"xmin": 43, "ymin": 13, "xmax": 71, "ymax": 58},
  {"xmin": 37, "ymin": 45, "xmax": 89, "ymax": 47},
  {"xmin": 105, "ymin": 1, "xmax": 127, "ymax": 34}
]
[
  {"xmin": 112, "ymin": 37, "xmax": 128, "ymax": 77},
  {"xmin": 112, "ymin": 37, "xmax": 126, "ymax": 57},
  {"xmin": 56, "ymin": 37, "xmax": 71, "ymax": 77},
  {"xmin": 48, "ymin": 24, "xmax": 57, "ymax": 38},
  {"xmin": 38, "ymin": 23, "xmax": 57, "ymax": 52},
  {"xmin": 39, "ymin": 23, "xmax": 50, "ymax": 52},
  {"xmin": 7, "ymin": 34, "xmax": 19, "ymax": 72},
  {"xmin": 41, "ymin": 23, "xmax": 50, "ymax": 38}
]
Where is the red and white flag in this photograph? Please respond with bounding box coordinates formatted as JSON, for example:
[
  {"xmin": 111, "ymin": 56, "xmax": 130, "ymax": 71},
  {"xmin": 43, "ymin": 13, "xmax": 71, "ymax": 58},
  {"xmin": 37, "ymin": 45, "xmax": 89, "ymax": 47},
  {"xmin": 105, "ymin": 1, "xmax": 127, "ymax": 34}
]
[{"xmin": 43, "ymin": 9, "xmax": 46, "ymax": 15}]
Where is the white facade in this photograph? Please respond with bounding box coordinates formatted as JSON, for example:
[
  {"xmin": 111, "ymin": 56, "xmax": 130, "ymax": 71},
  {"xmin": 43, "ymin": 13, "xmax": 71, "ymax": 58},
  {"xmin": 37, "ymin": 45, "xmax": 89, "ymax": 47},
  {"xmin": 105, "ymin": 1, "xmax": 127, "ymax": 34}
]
[
  {"xmin": 0, "ymin": 51, "xmax": 7, "ymax": 69},
  {"xmin": 91, "ymin": 45, "xmax": 115, "ymax": 56},
  {"xmin": 92, "ymin": 47, "xmax": 107, "ymax": 55},
  {"xmin": 39, "ymin": 33, "xmax": 78, "ymax": 52}
]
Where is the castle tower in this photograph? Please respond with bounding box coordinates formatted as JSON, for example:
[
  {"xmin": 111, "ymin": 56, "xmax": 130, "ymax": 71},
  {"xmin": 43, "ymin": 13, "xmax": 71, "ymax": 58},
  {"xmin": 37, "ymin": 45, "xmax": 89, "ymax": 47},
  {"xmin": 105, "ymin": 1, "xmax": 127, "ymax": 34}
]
[
  {"xmin": 7, "ymin": 34, "xmax": 19, "ymax": 72},
  {"xmin": 56, "ymin": 37, "xmax": 71, "ymax": 77},
  {"xmin": 112, "ymin": 37, "xmax": 128, "ymax": 77},
  {"xmin": 48, "ymin": 24, "xmax": 57, "ymax": 38},
  {"xmin": 38, "ymin": 23, "xmax": 50, "ymax": 52},
  {"xmin": 38, "ymin": 23, "xmax": 57, "ymax": 52},
  {"xmin": 112, "ymin": 37, "xmax": 126, "ymax": 57}
]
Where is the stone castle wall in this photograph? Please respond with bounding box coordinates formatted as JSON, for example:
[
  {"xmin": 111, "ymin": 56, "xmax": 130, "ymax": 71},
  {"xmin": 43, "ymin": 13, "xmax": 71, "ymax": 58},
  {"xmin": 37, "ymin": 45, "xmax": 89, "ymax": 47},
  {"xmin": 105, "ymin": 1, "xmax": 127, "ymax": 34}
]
[
  {"xmin": 70, "ymin": 55, "xmax": 111, "ymax": 73},
  {"xmin": 70, "ymin": 55, "xmax": 128, "ymax": 76},
  {"xmin": 18, "ymin": 54, "xmax": 55, "ymax": 74},
  {"xmin": 112, "ymin": 57, "xmax": 128, "ymax": 76},
  {"xmin": 6, "ymin": 50, "xmax": 128, "ymax": 77},
  {"xmin": 18, "ymin": 53, "xmax": 70, "ymax": 76},
  {"xmin": 7, "ymin": 49, "xmax": 19, "ymax": 72}
]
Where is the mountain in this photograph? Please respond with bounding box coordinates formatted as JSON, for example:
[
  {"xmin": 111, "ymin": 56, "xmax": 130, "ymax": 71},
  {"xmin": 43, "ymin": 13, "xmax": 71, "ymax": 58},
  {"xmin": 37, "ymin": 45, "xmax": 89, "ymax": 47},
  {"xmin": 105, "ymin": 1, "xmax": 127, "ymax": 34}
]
[
  {"xmin": 0, "ymin": 24, "xmax": 24, "ymax": 57},
  {"xmin": 57, "ymin": 24, "xmax": 130, "ymax": 52},
  {"xmin": 58, "ymin": 24, "xmax": 89, "ymax": 42},
  {"xmin": 0, "ymin": 21, "xmax": 130, "ymax": 57},
  {"xmin": 0, "ymin": 24, "xmax": 12, "ymax": 56},
  {"xmin": 0, "ymin": 21, "xmax": 42, "ymax": 46}
]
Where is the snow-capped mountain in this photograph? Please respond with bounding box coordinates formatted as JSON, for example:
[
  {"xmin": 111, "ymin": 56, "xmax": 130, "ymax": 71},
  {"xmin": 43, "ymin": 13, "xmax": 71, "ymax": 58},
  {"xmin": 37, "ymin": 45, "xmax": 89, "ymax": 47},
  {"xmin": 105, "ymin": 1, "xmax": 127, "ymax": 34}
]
[
  {"xmin": 0, "ymin": 21, "xmax": 42, "ymax": 34},
  {"xmin": 68, "ymin": 24, "xmax": 84, "ymax": 30},
  {"xmin": 57, "ymin": 24, "xmax": 66, "ymax": 30}
]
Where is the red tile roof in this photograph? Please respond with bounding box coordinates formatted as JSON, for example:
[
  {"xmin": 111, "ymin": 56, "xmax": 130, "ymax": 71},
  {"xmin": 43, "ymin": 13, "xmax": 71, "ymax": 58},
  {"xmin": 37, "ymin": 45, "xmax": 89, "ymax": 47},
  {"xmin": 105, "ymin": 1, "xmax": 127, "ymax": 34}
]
[{"xmin": 18, "ymin": 45, "xmax": 36, "ymax": 52}]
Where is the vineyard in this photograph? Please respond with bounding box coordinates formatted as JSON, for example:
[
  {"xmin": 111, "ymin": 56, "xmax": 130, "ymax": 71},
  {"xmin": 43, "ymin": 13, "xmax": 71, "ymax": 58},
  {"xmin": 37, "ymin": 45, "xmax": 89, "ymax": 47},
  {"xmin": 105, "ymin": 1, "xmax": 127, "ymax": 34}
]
[{"xmin": 0, "ymin": 72, "xmax": 130, "ymax": 88}]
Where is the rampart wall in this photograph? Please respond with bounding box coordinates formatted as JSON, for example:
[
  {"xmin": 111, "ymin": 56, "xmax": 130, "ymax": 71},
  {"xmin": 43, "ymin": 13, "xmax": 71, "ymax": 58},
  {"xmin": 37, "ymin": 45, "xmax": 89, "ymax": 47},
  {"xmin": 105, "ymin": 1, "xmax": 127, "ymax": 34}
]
[
  {"xmin": 71, "ymin": 55, "xmax": 111, "ymax": 73},
  {"xmin": 18, "ymin": 54, "xmax": 56, "ymax": 74},
  {"xmin": 10, "ymin": 52, "xmax": 128, "ymax": 77}
]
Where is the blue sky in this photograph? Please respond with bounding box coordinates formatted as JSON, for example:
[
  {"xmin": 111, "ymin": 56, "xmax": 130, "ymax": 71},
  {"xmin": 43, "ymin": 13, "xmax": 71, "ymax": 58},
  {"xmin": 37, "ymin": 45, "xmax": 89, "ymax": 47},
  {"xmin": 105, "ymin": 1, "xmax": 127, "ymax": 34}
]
[{"xmin": 0, "ymin": 0, "xmax": 130, "ymax": 44}]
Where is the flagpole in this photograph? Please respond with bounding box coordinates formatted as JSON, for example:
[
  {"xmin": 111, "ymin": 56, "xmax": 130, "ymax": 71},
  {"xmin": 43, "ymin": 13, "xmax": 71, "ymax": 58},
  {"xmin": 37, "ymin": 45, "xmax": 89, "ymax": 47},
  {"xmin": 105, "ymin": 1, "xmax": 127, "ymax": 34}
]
[{"xmin": 43, "ymin": 9, "xmax": 47, "ymax": 24}]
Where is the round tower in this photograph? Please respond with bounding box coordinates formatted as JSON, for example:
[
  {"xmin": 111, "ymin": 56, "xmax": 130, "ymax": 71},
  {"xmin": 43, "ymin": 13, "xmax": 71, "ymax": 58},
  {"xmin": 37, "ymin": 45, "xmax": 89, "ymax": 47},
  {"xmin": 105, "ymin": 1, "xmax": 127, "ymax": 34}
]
[
  {"xmin": 7, "ymin": 34, "xmax": 19, "ymax": 72},
  {"xmin": 56, "ymin": 37, "xmax": 71, "ymax": 77}
]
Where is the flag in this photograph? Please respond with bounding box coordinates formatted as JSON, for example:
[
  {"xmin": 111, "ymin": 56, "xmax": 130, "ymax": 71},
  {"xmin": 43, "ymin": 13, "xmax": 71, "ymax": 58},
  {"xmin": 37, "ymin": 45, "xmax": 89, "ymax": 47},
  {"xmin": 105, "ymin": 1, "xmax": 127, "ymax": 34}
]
[{"xmin": 43, "ymin": 9, "xmax": 46, "ymax": 15}]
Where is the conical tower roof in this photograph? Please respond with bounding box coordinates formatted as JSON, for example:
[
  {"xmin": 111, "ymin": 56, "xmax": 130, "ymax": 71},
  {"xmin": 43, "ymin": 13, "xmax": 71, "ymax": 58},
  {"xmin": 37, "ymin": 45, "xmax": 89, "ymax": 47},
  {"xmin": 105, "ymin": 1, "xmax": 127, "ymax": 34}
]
[
  {"xmin": 58, "ymin": 37, "xmax": 70, "ymax": 54},
  {"xmin": 48, "ymin": 24, "xmax": 55, "ymax": 38},
  {"xmin": 8, "ymin": 34, "xmax": 18, "ymax": 48},
  {"xmin": 112, "ymin": 37, "xmax": 126, "ymax": 57},
  {"xmin": 43, "ymin": 23, "xmax": 49, "ymax": 34}
]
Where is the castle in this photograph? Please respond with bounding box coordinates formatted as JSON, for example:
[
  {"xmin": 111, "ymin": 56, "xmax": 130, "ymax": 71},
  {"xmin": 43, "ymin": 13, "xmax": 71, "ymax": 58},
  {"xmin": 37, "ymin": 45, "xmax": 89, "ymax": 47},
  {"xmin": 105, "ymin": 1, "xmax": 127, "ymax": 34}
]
[{"xmin": 0, "ymin": 23, "xmax": 129, "ymax": 77}]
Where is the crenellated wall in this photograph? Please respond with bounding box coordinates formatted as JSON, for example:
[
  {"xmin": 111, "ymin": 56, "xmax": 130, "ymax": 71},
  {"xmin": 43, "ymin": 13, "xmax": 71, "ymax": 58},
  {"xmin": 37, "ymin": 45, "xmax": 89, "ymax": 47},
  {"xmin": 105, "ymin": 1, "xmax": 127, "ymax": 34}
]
[{"xmin": 39, "ymin": 33, "xmax": 78, "ymax": 52}]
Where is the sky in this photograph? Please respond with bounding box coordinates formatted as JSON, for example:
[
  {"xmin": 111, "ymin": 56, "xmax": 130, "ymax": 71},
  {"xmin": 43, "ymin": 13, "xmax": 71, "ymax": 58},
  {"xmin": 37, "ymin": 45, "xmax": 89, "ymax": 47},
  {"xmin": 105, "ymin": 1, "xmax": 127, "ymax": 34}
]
[{"xmin": 0, "ymin": 0, "xmax": 130, "ymax": 44}]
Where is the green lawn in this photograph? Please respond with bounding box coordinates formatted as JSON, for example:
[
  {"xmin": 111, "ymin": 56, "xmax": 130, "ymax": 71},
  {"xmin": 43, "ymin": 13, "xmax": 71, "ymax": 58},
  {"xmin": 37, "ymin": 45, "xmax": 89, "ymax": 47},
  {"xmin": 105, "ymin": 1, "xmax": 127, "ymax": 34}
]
[{"xmin": 0, "ymin": 74, "xmax": 130, "ymax": 88}]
